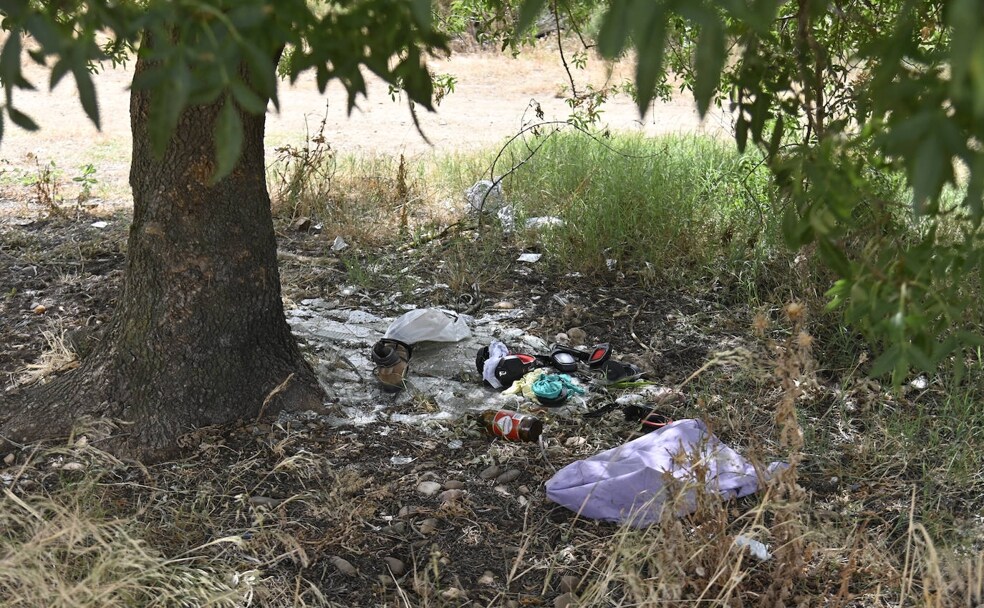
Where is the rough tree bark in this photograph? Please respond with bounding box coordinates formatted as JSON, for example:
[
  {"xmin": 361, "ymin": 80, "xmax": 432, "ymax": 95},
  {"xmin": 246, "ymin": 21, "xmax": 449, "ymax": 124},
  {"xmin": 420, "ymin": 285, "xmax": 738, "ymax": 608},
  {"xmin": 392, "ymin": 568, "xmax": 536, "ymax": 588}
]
[{"xmin": 0, "ymin": 52, "xmax": 323, "ymax": 460}]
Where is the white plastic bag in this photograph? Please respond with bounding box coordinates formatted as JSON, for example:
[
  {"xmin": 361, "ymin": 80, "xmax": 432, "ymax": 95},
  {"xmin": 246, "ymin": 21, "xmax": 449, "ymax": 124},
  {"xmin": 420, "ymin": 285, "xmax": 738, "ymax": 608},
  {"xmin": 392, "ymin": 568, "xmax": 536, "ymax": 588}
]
[{"xmin": 383, "ymin": 309, "xmax": 471, "ymax": 344}]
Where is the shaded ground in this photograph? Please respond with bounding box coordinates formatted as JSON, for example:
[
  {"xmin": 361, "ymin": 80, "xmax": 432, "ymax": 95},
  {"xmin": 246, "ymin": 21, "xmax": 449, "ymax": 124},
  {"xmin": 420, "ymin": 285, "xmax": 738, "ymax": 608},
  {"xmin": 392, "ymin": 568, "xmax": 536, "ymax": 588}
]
[
  {"xmin": 2, "ymin": 45, "xmax": 982, "ymax": 608},
  {"xmin": 7, "ymin": 210, "xmax": 981, "ymax": 606},
  {"xmin": 0, "ymin": 211, "xmax": 776, "ymax": 607}
]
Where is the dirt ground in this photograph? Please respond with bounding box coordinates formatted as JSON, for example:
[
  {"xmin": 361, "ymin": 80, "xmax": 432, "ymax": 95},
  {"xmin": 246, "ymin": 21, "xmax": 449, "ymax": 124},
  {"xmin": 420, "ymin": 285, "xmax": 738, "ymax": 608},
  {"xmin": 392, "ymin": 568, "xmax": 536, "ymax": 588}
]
[{"xmin": 7, "ymin": 45, "xmax": 974, "ymax": 608}]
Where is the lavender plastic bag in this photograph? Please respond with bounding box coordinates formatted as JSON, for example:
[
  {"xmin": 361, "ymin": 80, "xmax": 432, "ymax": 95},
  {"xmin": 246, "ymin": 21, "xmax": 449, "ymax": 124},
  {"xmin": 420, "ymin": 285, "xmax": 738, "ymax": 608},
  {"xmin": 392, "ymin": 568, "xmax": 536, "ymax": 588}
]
[{"xmin": 545, "ymin": 419, "xmax": 784, "ymax": 527}]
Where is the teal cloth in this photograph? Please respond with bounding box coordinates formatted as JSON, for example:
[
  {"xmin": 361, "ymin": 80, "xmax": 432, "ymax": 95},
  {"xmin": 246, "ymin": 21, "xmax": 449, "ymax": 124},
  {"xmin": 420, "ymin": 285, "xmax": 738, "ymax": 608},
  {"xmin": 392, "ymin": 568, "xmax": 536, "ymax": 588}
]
[{"xmin": 532, "ymin": 374, "xmax": 585, "ymax": 401}]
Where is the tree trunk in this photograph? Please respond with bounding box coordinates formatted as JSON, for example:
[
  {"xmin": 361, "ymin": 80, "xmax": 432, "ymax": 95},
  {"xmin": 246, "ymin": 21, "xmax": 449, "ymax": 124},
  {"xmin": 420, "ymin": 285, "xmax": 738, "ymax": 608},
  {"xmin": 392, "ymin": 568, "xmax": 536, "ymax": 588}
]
[{"xmin": 0, "ymin": 53, "xmax": 323, "ymax": 460}]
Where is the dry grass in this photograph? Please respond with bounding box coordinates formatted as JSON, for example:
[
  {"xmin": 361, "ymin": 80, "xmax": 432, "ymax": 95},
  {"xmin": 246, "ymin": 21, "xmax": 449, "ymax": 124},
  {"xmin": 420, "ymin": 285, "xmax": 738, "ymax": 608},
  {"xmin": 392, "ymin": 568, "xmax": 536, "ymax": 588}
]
[{"xmin": 13, "ymin": 326, "xmax": 79, "ymax": 388}]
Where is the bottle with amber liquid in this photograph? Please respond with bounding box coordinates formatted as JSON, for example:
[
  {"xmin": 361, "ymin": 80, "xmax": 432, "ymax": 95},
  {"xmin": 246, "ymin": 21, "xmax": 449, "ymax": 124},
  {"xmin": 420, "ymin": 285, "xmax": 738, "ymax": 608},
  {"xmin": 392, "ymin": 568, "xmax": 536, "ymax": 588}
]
[{"xmin": 479, "ymin": 409, "xmax": 543, "ymax": 442}]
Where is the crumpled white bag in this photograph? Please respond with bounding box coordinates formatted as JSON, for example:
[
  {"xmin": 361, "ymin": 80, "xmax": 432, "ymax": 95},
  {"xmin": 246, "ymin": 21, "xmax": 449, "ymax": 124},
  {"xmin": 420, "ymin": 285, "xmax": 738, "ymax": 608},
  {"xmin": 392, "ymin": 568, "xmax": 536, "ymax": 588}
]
[
  {"xmin": 383, "ymin": 308, "xmax": 471, "ymax": 344},
  {"xmin": 545, "ymin": 419, "xmax": 786, "ymax": 527}
]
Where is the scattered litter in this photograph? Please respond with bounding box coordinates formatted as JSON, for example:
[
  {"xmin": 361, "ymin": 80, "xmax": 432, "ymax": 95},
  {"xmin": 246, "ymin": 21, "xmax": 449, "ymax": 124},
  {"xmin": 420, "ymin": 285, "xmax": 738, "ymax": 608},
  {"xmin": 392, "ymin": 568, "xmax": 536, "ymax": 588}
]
[
  {"xmin": 480, "ymin": 409, "xmax": 542, "ymax": 442},
  {"xmin": 332, "ymin": 235, "xmax": 349, "ymax": 252},
  {"xmin": 390, "ymin": 456, "xmax": 415, "ymax": 465},
  {"xmin": 545, "ymin": 419, "xmax": 786, "ymax": 526},
  {"xmin": 447, "ymin": 439, "xmax": 463, "ymax": 450},
  {"xmin": 291, "ymin": 216, "xmax": 312, "ymax": 232},
  {"xmin": 90, "ymin": 221, "xmax": 109, "ymax": 229},
  {"xmin": 525, "ymin": 216, "xmax": 564, "ymax": 229},
  {"xmin": 383, "ymin": 308, "xmax": 471, "ymax": 344},
  {"xmin": 615, "ymin": 393, "xmax": 645, "ymax": 406},
  {"xmin": 465, "ymin": 179, "xmax": 506, "ymax": 213},
  {"xmin": 517, "ymin": 253, "xmax": 542, "ymax": 263},
  {"xmin": 606, "ymin": 258, "xmax": 617, "ymax": 270},
  {"xmin": 734, "ymin": 535, "xmax": 772, "ymax": 561},
  {"xmin": 910, "ymin": 376, "xmax": 928, "ymax": 390}
]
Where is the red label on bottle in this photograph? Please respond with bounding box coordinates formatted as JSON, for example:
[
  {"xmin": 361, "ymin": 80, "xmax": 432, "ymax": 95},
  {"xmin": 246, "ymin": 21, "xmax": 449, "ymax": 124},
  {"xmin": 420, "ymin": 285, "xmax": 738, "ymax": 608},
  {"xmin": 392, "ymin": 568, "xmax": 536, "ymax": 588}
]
[{"xmin": 492, "ymin": 411, "xmax": 521, "ymax": 441}]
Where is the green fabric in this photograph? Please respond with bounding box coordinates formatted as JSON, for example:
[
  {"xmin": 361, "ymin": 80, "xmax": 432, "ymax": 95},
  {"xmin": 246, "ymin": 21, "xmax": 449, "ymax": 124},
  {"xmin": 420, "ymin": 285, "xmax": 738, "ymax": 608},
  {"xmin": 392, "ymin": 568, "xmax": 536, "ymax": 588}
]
[{"xmin": 532, "ymin": 374, "xmax": 585, "ymax": 400}]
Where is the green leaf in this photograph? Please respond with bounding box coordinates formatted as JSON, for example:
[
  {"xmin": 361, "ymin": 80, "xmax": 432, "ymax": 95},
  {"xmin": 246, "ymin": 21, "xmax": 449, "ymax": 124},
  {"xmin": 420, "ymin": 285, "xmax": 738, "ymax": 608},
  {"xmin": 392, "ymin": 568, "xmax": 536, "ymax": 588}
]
[
  {"xmin": 228, "ymin": 3, "xmax": 271, "ymax": 29},
  {"xmin": 597, "ymin": 0, "xmax": 631, "ymax": 58},
  {"xmin": 213, "ymin": 98, "xmax": 243, "ymax": 182},
  {"xmin": 869, "ymin": 344, "xmax": 901, "ymax": 377},
  {"xmin": 767, "ymin": 115, "xmax": 784, "ymax": 158},
  {"xmin": 242, "ymin": 43, "xmax": 278, "ymax": 110},
  {"xmin": 632, "ymin": 3, "xmax": 666, "ymax": 114},
  {"xmin": 818, "ymin": 238, "xmax": 851, "ymax": 278},
  {"xmin": 516, "ymin": 0, "xmax": 548, "ymax": 36},
  {"xmin": 49, "ymin": 57, "xmax": 70, "ymax": 89},
  {"xmin": 911, "ymin": 132, "xmax": 944, "ymax": 215},
  {"xmin": 908, "ymin": 343, "xmax": 934, "ymax": 372},
  {"xmin": 230, "ymin": 80, "xmax": 266, "ymax": 114},
  {"xmin": 409, "ymin": 0, "xmax": 432, "ymax": 30},
  {"xmin": 735, "ymin": 114, "xmax": 748, "ymax": 152},
  {"xmin": 146, "ymin": 59, "xmax": 190, "ymax": 157},
  {"xmin": 947, "ymin": 0, "xmax": 977, "ymax": 93},
  {"xmin": 693, "ymin": 16, "xmax": 725, "ymax": 117},
  {"xmin": 7, "ymin": 106, "xmax": 37, "ymax": 130},
  {"xmin": 0, "ymin": 30, "xmax": 22, "ymax": 84},
  {"xmin": 782, "ymin": 204, "xmax": 806, "ymax": 247},
  {"xmin": 72, "ymin": 62, "xmax": 100, "ymax": 129}
]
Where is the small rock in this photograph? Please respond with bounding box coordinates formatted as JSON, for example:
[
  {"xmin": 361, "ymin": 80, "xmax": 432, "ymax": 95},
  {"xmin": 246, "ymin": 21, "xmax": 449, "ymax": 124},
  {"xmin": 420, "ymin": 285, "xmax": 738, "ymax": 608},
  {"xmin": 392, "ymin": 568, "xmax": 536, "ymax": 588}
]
[
  {"xmin": 291, "ymin": 216, "xmax": 312, "ymax": 232},
  {"xmin": 416, "ymin": 481, "xmax": 442, "ymax": 496},
  {"xmin": 418, "ymin": 518, "xmax": 439, "ymax": 535},
  {"xmin": 555, "ymin": 592, "xmax": 575, "ymax": 608},
  {"xmin": 441, "ymin": 588, "xmax": 466, "ymax": 601},
  {"xmin": 74, "ymin": 436, "xmax": 88, "ymax": 448},
  {"xmin": 494, "ymin": 485, "xmax": 511, "ymax": 496},
  {"xmin": 61, "ymin": 462, "xmax": 84, "ymax": 472},
  {"xmin": 546, "ymin": 445, "xmax": 566, "ymax": 459},
  {"xmin": 479, "ymin": 465, "xmax": 501, "ymax": 480},
  {"xmin": 555, "ymin": 332, "xmax": 569, "ymax": 344},
  {"xmin": 478, "ymin": 570, "xmax": 495, "ymax": 586},
  {"xmin": 496, "ymin": 469, "xmax": 521, "ymax": 484},
  {"xmin": 380, "ymin": 522, "xmax": 408, "ymax": 536},
  {"xmin": 444, "ymin": 479, "xmax": 465, "ymax": 490},
  {"xmin": 383, "ymin": 557, "xmax": 405, "ymax": 576},
  {"xmin": 398, "ymin": 505, "xmax": 418, "ymax": 517},
  {"xmin": 564, "ymin": 436, "xmax": 586, "ymax": 447},
  {"xmin": 439, "ymin": 489, "xmax": 466, "ymax": 503},
  {"xmin": 33, "ymin": 304, "xmax": 46, "ymax": 315},
  {"xmin": 559, "ymin": 576, "xmax": 580, "ymax": 594},
  {"xmin": 567, "ymin": 327, "xmax": 587, "ymax": 345},
  {"xmin": 3, "ymin": 453, "xmax": 14, "ymax": 466},
  {"xmin": 330, "ymin": 556, "xmax": 357, "ymax": 577},
  {"xmin": 493, "ymin": 301, "xmax": 516, "ymax": 310},
  {"xmin": 518, "ymin": 485, "xmax": 530, "ymax": 495}
]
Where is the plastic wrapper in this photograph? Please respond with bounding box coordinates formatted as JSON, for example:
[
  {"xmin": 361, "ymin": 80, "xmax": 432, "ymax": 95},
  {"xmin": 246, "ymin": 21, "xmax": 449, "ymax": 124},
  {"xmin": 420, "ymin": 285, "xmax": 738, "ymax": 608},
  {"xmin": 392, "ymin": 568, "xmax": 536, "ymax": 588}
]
[{"xmin": 383, "ymin": 308, "xmax": 471, "ymax": 344}]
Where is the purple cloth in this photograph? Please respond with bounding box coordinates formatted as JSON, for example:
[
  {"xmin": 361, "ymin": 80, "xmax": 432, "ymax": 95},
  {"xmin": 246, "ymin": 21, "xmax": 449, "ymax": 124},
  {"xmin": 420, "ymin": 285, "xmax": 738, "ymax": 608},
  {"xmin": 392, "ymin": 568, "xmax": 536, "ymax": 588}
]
[{"xmin": 545, "ymin": 419, "xmax": 783, "ymax": 527}]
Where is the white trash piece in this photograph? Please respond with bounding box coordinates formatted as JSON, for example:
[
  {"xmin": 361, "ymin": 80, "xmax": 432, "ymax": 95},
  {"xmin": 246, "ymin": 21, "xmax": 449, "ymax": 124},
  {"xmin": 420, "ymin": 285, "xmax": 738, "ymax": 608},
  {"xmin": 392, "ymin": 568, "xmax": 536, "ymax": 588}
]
[
  {"xmin": 465, "ymin": 179, "xmax": 506, "ymax": 213},
  {"xmin": 383, "ymin": 308, "xmax": 472, "ymax": 344},
  {"xmin": 734, "ymin": 535, "xmax": 772, "ymax": 561}
]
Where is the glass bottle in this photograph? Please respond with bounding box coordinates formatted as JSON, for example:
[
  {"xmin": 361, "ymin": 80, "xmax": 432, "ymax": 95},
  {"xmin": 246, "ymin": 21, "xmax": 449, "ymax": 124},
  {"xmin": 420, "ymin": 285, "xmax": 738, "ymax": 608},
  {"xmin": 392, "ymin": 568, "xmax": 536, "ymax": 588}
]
[{"xmin": 479, "ymin": 409, "xmax": 543, "ymax": 442}]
